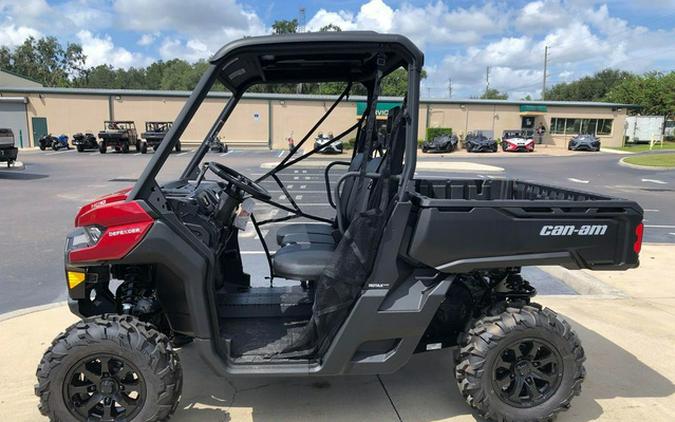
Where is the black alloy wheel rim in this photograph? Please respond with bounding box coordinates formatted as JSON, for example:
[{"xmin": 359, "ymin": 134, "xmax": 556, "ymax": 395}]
[
  {"xmin": 63, "ymin": 353, "xmax": 146, "ymax": 421},
  {"xmin": 491, "ymin": 337, "xmax": 563, "ymax": 408}
]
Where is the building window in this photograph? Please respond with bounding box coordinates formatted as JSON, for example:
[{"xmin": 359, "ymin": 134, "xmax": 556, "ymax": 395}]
[{"xmin": 549, "ymin": 118, "xmax": 613, "ymax": 136}]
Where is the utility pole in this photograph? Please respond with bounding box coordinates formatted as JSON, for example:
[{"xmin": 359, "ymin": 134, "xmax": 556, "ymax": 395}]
[
  {"xmin": 485, "ymin": 66, "xmax": 490, "ymax": 97},
  {"xmin": 298, "ymin": 7, "xmax": 306, "ymax": 32},
  {"xmin": 448, "ymin": 78, "xmax": 452, "ymax": 98},
  {"xmin": 542, "ymin": 45, "xmax": 549, "ymax": 100}
]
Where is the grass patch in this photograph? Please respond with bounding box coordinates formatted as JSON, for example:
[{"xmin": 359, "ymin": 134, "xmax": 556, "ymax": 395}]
[
  {"xmin": 623, "ymin": 153, "xmax": 675, "ymax": 168},
  {"xmin": 607, "ymin": 140, "xmax": 675, "ymax": 152}
]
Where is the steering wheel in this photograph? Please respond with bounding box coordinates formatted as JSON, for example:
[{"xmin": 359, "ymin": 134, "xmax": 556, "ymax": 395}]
[{"xmin": 207, "ymin": 162, "xmax": 271, "ymax": 200}]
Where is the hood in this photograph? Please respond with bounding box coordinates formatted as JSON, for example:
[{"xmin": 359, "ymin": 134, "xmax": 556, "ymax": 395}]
[
  {"xmin": 74, "ymin": 187, "xmax": 132, "ymax": 226},
  {"xmin": 505, "ymin": 137, "xmax": 533, "ymax": 144}
]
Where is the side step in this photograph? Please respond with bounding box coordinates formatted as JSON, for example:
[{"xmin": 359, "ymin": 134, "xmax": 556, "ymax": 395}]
[{"xmin": 216, "ymin": 286, "xmax": 313, "ymax": 319}]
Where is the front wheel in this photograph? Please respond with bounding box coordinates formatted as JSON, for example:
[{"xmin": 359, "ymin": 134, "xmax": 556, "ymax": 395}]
[
  {"xmin": 77, "ymin": 145, "xmax": 84, "ymax": 152},
  {"xmin": 51, "ymin": 142, "xmax": 59, "ymax": 151},
  {"xmin": 175, "ymin": 141, "xmax": 182, "ymax": 152},
  {"xmin": 35, "ymin": 314, "xmax": 182, "ymax": 422},
  {"xmin": 99, "ymin": 141, "xmax": 107, "ymax": 154},
  {"xmin": 455, "ymin": 305, "xmax": 585, "ymax": 422},
  {"xmin": 140, "ymin": 142, "xmax": 148, "ymax": 154}
]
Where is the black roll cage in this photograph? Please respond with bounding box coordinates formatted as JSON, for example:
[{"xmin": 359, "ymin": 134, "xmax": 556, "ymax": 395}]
[{"xmin": 127, "ymin": 32, "xmax": 423, "ymax": 281}]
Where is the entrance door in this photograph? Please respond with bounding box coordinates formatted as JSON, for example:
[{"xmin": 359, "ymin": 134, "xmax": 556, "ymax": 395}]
[{"xmin": 31, "ymin": 117, "xmax": 48, "ymax": 147}]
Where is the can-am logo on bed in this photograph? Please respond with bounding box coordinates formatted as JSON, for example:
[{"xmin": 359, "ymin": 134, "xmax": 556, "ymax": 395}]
[{"xmin": 539, "ymin": 225, "xmax": 608, "ymax": 236}]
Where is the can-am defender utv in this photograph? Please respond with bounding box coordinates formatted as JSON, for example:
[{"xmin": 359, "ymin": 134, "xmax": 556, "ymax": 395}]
[
  {"xmin": 98, "ymin": 121, "xmax": 140, "ymax": 154},
  {"xmin": 37, "ymin": 32, "xmax": 644, "ymax": 422},
  {"xmin": 141, "ymin": 121, "xmax": 181, "ymax": 154}
]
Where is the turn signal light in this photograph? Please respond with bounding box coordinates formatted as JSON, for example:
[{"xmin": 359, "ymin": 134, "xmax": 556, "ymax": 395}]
[
  {"xmin": 633, "ymin": 223, "xmax": 644, "ymax": 254},
  {"xmin": 67, "ymin": 271, "xmax": 86, "ymax": 289}
]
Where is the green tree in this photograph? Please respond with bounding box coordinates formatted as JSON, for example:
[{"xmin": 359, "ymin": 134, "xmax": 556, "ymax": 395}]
[
  {"xmin": 6, "ymin": 36, "xmax": 85, "ymax": 86},
  {"xmin": 545, "ymin": 69, "xmax": 633, "ymax": 101},
  {"xmin": 319, "ymin": 24, "xmax": 342, "ymax": 32},
  {"xmin": 480, "ymin": 88, "xmax": 508, "ymax": 100},
  {"xmin": 272, "ymin": 19, "xmax": 298, "ymax": 34},
  {"xmin": 605, "ymin": 71, "xmax": 675, "ymax": 118}
]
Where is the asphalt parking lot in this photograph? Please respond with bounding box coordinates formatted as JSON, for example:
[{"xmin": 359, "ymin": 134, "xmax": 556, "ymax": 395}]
[{"xmin": 1, "ymin": 147, "xmax": 674, "ymax": 314}]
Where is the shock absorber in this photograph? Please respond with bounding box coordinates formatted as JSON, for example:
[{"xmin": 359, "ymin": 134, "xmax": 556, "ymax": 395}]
[{"xmin": 115, "ymin": 266, "xmax": 160, "ymax": 316}]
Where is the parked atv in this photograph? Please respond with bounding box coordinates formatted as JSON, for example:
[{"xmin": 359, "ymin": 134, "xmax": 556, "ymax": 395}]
[
  {"xmin": 72, "ymin": 132, "xmax": 98, "ymax": 152},
  {"xmin": 38, "ymin": 134, "xmax": 70, "ymax": 151},
  {"xmin": 209, "ymin": 135, "xmax": 228, "ymax": 153},
  {"xmin": 37, "ymin": 32, "xmax": 643, "ymax": 422},
  {"xmin": 140, "ymin": 121, "xmax": 180, "ymax": 153},
  {"xmin": 98, "ymin": 121, "xmax": 139, "ymax": 153},
  {"xmin": 422, "ymin": 133, "xmax": 458, "ymax": 153}
]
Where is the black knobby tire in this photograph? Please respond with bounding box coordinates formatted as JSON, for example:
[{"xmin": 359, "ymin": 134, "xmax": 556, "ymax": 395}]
[
  {"xmin": 140, "ymin": 142, "xmax": 148, "ymax": 154},
  {"xmin": 99, "ymin": 141, "xmax": 107, "ymax": 154},
  {"xmin": 122, "ymin": 143, "xmax": 130, "ymax": 153},
  {"xmin": 40, "ymin": 144, "xmax": 46, "ymax": 151},
  {"xmin": 455, "ymin": 305, "xmax": 585, "ymax": 422},
  {"xmin": 175, "ymin": 141, "xmax": 181, "ymax": 152},
  {"xmin": 35, "ymin": 314, "xmax": 182, "ymax": 422},
  {"xmin": 77, "ymin": 145, "xmax": 84, "ymax": 152}
]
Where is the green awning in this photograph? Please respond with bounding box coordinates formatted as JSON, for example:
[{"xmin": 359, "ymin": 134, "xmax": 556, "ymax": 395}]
[
  {"xmin": 520, "ymin": 105, "xmax": 548, "ymax": 113},
  {"xmin": 356, "ymin": 101, "xmax": 401, "ymax": 117}
]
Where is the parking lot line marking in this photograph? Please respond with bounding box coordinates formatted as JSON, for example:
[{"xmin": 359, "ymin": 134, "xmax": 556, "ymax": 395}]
[
  {"xmin": 277, "ymin": 150, "xmax": 285, "ymax": 158},
  {"xmin": 568, "ymin": 178, "xmax": 590, "ymax": 184},
  {"xmin": 644, "ymin": 209, "xmax": 660, "ymax": 212},
  {"xmin": 177, "ymin": 152, "xmax": 189, "ymax": 157},
  {"xmin": 295, "ymin": 195, "xmax": 303, "ymax": 200},
  {"xmin": 220, "ymin": 151, "xmax": 232, "ymax": 157},
  {"xmin": 300, "ymin": 185, "xmax": 306, "ymax": 189},
  {"xmin": 240, "ymin": 251, "xmax": 266, "ymax": 254},
  {"xmin": 267, "ymin": 190, "xmax": 325, "ymax": 194},
  {"xmin": 669, "ymin": 233, "xmax": 675, "ymax": 236},
  {"xmin": 642, "ymin": 178, "xmax": 667, "ymax": 184},
  {"xmin": 645, "ymin": 224, "xmax": 675, "ymax": 229}
]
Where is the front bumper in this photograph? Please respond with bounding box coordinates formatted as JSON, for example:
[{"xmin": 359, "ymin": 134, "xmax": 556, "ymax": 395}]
[
  {"xmin": 0, "ymin": 146, "xmax": 18, "ymax": 161},
  {"xmin": 467, "ymin": 144, "xmax": 496, "ymax": 152}
]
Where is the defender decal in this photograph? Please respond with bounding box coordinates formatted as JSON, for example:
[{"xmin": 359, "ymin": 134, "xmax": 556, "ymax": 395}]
[{"xmin": 539, "ymin": 224, "xmax": 608, "ymax": 236}]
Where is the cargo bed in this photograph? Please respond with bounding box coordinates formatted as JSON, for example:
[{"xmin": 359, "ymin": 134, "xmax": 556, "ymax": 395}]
[{"xmin": 406, "ymin": 178, "xmax": 643, "ymax": 272}]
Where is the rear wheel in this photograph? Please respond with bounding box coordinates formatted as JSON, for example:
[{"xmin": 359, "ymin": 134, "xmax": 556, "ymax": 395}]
[
  {"xmin": 77, "ymin": 145, "xmax": 84, "ymax": 152},
  {"xmin": 99, "ymin": 141, "xmax": 107, "ymax": 154},
  {"xmin": 35, "ymin": 314, "xmax": 182, "ymax": 422},
  {"xmin": 52, "ymin": 142, "xmax": 58, "ymax": 151},
  {"xmin": 122, "ymin": 143, "xmax": 130, "ymax": 153},
  {"xmin": 140, "ymin": 142, "xmax": 148, "ymax": 154},
  {"xmin": 455, "ymin": 305, "xmax": 585, "ymax": 422},
  {"xmin": 135, "ymin": 140, "xmax": 141, "ymax": 152}
]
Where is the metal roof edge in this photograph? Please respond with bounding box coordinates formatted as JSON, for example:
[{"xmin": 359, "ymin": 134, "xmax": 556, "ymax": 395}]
[{"xmin": 0, "ymin": 87, "xmax": 637, "ymax": 108}]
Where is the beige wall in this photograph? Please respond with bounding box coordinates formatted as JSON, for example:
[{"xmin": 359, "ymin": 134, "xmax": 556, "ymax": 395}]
[
  {"xmin": 10, "ymin": 90, "xmax": 627, "ymax": 148},
  {"xmin": 25, "ymin": 94, "xmax": 109, "ymax": 146},
  {"xmin": 270, "ymin": 100, "xmax": 357, "ymax": 149}
]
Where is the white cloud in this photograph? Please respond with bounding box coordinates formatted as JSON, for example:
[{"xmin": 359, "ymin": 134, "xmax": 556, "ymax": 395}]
[
  {"xmin": 306, "ymin": 0, "xmax": 506, "ymax": 47},
  {"xmin": 159, "ymin": 37, "xmax": 210, "ymax": 62},
  {"xmin": 76, "ymin": 30, "xmax": 151, "ymax": 68},
  {"xmin": 138, "ymin": 33, "xmax": 158, "ymax": 46},
  {"xmin": 0, "ymin": 23, "xmax": 42, "ymax": 47}
]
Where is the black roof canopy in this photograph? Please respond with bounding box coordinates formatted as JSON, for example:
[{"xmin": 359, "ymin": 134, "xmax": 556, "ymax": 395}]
[{"xmin": 209, "ymin": 31, "xmax": 424, "ymax": 91}]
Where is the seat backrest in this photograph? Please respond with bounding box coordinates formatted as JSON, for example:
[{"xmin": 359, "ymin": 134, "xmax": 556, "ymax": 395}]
[{"xmin": 338, "ymin": 106, "xmax": 403, "ymax": 229}]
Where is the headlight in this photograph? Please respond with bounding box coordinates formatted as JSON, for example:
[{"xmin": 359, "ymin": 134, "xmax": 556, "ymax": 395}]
[{"xmin": 84, "ymin": 225, "xmax": 105, "ymax": 244}]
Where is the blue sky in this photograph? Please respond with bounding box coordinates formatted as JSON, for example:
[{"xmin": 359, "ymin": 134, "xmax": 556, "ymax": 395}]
[{"xmin": 1, "ymin": 0, "xmax": 674, "ymax": 98}]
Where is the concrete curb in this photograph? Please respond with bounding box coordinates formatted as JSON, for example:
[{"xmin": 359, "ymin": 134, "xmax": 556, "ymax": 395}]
[
  {"xmin": 618, "ymin": 156, "xmax": 675, "ymax": 170},
  {"xmin": 602, "ymin": 148, "xmax": 634, "ymax": 155},
  {"xmin": 261, "ymin": 161, "xmax": 504, "ymax": 172},
  {"xmin": 0, "ymin": 301, "xmax": 67, "ymax": 323},
  {"xmin": 536, "ymin": 266, "xmax": 626, "ymax": 297}
]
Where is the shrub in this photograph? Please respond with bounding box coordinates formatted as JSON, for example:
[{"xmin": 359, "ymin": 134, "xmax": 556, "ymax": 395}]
[{"xmin": 426, "ymin": 127, "xmax": 452, "ymax": 140}]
